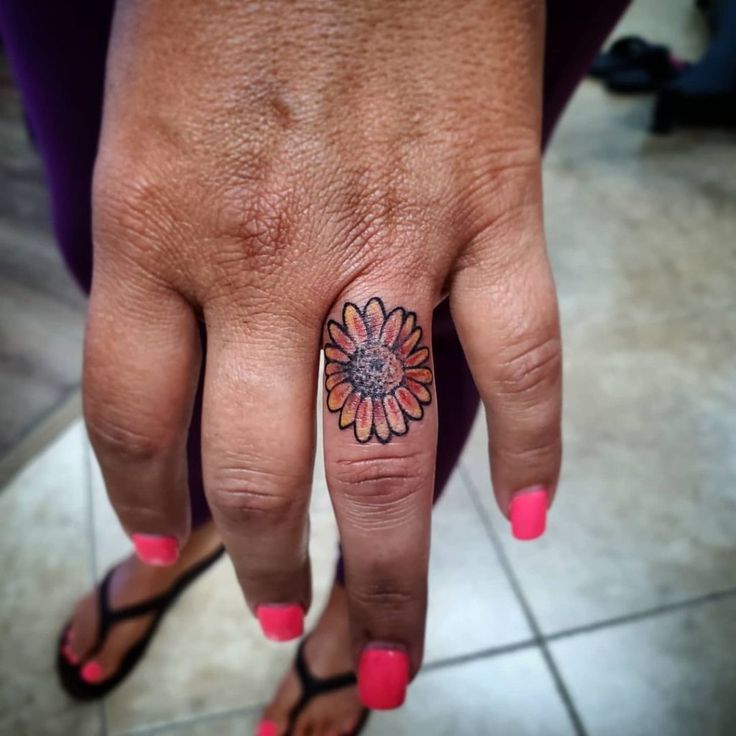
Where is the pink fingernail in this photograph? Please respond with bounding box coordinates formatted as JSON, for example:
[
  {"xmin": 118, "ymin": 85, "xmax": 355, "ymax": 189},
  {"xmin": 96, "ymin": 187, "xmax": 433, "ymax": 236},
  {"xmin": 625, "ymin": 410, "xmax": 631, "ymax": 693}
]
[
  {"xmin": 80, "ymin": 660, "xmax": 103, "ymax": 684},
  {"xmin": 255, "ymin": 720, "xmax": 278, "ymax": 736},
  {"xmin": 509, "ymin": 487, "xmax": 548, "ymax": 540},
  {"xmin": 62, "ymin": 643, "xmax": 80, "ymax": 665},
  {"xmin": 132, "ymin": 534, "xmax": 179, "ymax": 566},
  {"xmin": 358, "ymin": 645, "xmax": 409, "ymax": 710},
  {"xmin": 256, "ymin": 605, "xmax": 304, "ymax": 642}
]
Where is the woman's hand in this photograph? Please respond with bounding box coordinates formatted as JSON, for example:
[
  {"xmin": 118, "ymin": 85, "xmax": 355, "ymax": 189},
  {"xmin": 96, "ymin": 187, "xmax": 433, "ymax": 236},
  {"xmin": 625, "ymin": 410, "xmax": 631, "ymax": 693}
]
[{"xmin": 85, "ymin": 0, "xmax": 560, "ymax": 703}]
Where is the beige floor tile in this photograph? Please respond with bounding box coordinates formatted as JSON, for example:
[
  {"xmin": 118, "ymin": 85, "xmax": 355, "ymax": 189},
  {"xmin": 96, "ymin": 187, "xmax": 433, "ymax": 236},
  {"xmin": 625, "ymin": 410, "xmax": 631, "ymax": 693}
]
[
  {"xmin": 136, "ymin": 711, "xmax": 261, "ymax": 736},
  {"xmin": 0, "ymin": 421, "xmax": 101, "ymax": 736},
  {"xmin": 0, "ymin": 276, "xmax": 84, "ymax": 457},
  {"xmin": 551, "ymin": 597, "xmax": 736, "ymax": 736},
  {"xmin": 134, "ymin": 648, "xmax": 575, "ymax": 736},
  {"xmin": 463, "ymin": 310, "xmax": 736, "ymax": 632},
  {"xmin": 91, "ymin": 428, "xmax": 528, "ymax": 731},
  {"xmin": 546, "ymin": 85, "xmax": 736, "ymax": 332},
  {"xmin": 129, "ymin": 645, "xmax": 576, "ymax": 736},
  {"xmin": 424, "ymin": 473, "xmax": 530, "ymax": 663},
  {"xmin": 545, "ymin": 3, "xmax": 734, "ymax": 333},
  {"xmin": 95, "ymin": 451, "xmax": 340, "ymax": 734},
  {"xmin": 364, "ymin": 648, "xmax": 574, "ymax": 736}
]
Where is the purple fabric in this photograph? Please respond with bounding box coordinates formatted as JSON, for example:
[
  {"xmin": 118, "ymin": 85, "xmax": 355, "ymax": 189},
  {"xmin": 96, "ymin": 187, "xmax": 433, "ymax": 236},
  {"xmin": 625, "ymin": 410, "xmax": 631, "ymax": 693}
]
[{"xmin": 0, "ymin": 0, "xmax": 629, "ymax": 549}]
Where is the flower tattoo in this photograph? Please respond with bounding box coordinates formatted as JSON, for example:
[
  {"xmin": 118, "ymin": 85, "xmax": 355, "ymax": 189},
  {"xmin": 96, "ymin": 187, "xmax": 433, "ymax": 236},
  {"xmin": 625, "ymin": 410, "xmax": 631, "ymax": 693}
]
[{"xmin": 324, "ymin": 297, "xmax": 433, "ymax": 444}]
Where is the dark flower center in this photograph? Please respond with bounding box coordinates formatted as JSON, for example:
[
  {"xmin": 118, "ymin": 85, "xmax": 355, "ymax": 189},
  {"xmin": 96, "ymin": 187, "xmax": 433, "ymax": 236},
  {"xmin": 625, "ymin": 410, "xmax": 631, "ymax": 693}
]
[{"xmin": 348, "ymin": 344, "xmax": 404, "ymax": 398}]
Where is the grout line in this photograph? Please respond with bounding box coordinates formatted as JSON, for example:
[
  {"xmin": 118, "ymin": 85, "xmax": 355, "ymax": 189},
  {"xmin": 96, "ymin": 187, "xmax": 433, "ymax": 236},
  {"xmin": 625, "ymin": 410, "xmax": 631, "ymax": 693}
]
[
  {"xmin": 116, "ymin": 582, "xmax": 736, "ymax": 735},
  {"xmin": 0, "ymin": 388, "xmax": 81, "ymax": 488},
  {"xmin": 115, "ymin": 702, "xmax": 265, "ymax": 736},
  {"xmin": 545, "ymin": 586, "xmax": 736, "ymax": 643},
  {"xmin": 83, "ymin": 433, "xmax": 108, "ymax": 736},
  {"xmin": 459, "ymin": 463, "xmax": 588, "ymax": 736},
  {"xmin": 422, "ymin": 637, "xmax": 538, "ymax": 673},
  {"xmin": 114, "ymin": 456, "xmax": 736, "ymax": 736}
]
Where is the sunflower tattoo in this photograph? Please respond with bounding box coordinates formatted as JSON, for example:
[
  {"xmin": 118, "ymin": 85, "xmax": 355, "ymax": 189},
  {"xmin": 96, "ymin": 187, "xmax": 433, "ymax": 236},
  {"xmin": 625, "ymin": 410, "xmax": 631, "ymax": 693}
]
[{"xmin": 324, "ymin": 297, "xmax": 433, "ymax": 444}]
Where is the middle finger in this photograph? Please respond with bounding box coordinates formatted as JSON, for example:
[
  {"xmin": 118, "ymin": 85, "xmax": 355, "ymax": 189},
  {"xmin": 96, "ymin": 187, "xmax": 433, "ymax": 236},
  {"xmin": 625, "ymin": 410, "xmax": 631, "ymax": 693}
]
[{"xmin": 322, "ymin": 291, "xmax": 437, "ymax": 710}]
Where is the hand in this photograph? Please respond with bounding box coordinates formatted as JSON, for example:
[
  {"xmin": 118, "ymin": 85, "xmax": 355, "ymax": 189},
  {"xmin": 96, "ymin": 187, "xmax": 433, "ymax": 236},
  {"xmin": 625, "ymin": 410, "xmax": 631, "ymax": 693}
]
[{"xmin": 85, "ymin": 0, "xmax": 560, "ymax": 705}]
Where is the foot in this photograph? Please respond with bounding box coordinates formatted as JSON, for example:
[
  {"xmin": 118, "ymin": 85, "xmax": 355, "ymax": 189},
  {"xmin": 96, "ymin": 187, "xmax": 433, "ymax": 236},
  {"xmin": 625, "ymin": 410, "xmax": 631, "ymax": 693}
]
[
  {"xmin": 61, "ymin": 522, "xmax": 221, "ymax": 683},
  {"xmin": 259, "ymin": 583, "xmax": 365, "ymax": 736}
]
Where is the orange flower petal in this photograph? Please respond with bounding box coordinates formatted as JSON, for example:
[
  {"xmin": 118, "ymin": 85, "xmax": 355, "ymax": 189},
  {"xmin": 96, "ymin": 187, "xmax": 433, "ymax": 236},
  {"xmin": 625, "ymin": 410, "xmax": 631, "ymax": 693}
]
[
  {"xmin": 405, "ymin": 347, "xmax": 429, "ymax": 367},
  {"xmin": 325, "ymin": 362, "xmax": 345, "ymax": 376},
  {"xmin": 396, "ymin": 386, "xmax": 423, "ymax": 420},
  {"xmin": 328, "ymin": 321, "xmax": 356, "ymax": 355},
  {"xmin": 355, "ymin": 396, "xmax": 374, "ymax": 443},
  {"xmin": 397, "ymin": 312, "xmax": 416, "ymax": 345},
  {"xmin": 327, "ymin": 381, "xmax": 353, "ymax": 411},
  {"xmin": 405, "ymin": 378, "xmax": 431, "ymax": 404},
  {"xmin": 384, "ymin": 394, "xmax": 407, "ymax": 435},
  {"xmin": 373, "ymin": 399, "xmax": 391, "ymax": 442},
  {"xmin": 325, "ymin": 346, "xmax": 350, "ymax": 364},
  {"xmin": 343, "ymin": 303, "xmax": 368, "ymax": 346},
  {"xmin": 340, "ymin": 392, "xmax": 360, "ymax": 428},
  {"xmin": 398, "ymin": 327, "xmax": 422, "ymax": 358},
  {"xmin": 379, "ymin": 308, "xmax": 404, "ymax": 348},
  {"xmin": 326, "ymin": 372, "xmax": 349, "ymax": 391},
  {"xmin": 405, "ymin": 367, "xmax": 433, "ymax": 385},
  {"xmin": 363, "ymin": 298, "xmax": 385, "ymax": 341}
]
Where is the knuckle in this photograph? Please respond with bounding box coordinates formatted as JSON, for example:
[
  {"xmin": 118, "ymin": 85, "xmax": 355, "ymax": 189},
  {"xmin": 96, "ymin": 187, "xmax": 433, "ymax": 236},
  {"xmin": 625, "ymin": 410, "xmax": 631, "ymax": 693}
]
[
  {"xmin": 208, "ymin": 466, "xmax": 306, "ymax": 526},
  {"xmin": 495, "ymin": 430, "xmax": 561, "ymax": 469},
  {"xmin": 350, "ymin": 580, "xmax": 417, "ymax": 615},
  {"xmin": 225, "ymin": 186, "xmax": 295, "ymax": 253},
  {"xmin": 84, "ymin": 406, "xmax": 174, "ymax": 463},
  {"xmin": 94, "ymin": 168, "xmax": 169, "ymax": 241},
  {"xmin": 332, "ymin": 450, "xmax": 428, "ymax": 502},
  {"xmin": 92, "ymin": 165, "xmax": 184, "ymax": 275},
  {"xmin": 494, "ymin": 332, "xmax": 562, "ymax": 401},
  {"xmin": 330, "ymin": 450, "xmax": 432, "ymax": 530}
]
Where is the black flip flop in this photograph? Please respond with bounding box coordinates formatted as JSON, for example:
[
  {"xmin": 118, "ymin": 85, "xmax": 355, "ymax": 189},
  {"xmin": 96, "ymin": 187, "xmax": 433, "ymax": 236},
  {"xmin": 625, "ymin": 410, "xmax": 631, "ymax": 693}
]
[
  {"xmin": 56, "ymin": 545, "xmax": 225, "ymax": 700},
  {"xmin": 589, "ymin": 36, "xmax": 652, "ymax": 79},
  {"xmin": 285, "ymin": 638, "xmax": 370, "ymax": 736}
]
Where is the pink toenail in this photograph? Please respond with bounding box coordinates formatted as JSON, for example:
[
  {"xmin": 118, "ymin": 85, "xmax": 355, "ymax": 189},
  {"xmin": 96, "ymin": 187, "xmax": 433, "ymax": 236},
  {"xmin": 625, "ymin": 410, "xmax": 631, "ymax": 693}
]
[
  {"xmin": 62, "ymin": 643, "xmax": 80, "ymax": 665},
  {"xmin": 132, "ymin": 534, "xmax": 179, "ymax": 566},
  {"xmin": 255, "ymin": 720, "xmax": 278, "ymax": 736},
  {"xmin": 80, "ymin": 660, "xmax": 103, "ymax": 684}
]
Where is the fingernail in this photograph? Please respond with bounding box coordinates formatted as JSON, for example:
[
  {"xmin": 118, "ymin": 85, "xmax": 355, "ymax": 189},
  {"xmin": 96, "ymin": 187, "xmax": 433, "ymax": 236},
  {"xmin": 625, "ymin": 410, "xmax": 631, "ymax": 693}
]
[
  {"xmin": 132, "ymin": 534, "xmax": 179, "ymax": 566},
  {"xmin": 255, "ymin": 720, "xmax": 278, "ymax": 736},
  {"xmin": 256, "ymin": 604, "xmax": 304, "ymax": 642},
  {"xmin": 80, "ymin": 660, "xmax": 103, "ymax": 684},
  {"xmin": 509, "ymin": 486, "xmax": 549, "ymax": 540},
  {"xmin": 62, "ymin": 643, "xmax": 79, "ymax": 665},
  {"xmin": 358, "ymin": 645, "xmax": 409, "ymax": 710}
]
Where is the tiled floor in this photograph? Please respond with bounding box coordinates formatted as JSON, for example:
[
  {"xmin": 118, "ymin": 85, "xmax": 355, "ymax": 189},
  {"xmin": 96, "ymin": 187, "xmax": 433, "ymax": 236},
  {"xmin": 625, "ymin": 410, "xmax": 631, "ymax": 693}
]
[{"xmin": 2, "ymin": 1, "xmax": 736, "ymax": 735}]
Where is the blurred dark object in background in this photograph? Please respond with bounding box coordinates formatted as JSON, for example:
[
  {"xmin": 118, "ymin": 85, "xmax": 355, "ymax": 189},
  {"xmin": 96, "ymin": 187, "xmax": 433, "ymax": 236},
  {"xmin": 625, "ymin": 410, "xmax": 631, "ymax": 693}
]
[
  {"xmin": 653, "ymin": 0, "xmax": 736, "ymax": 132},
  {"xmin": 590, "ymin": 36, "xmax": 688, "ymax": 93},
  {"xmin": 591, "ymin": 0, "xmax": 736, "ymax": 134}
]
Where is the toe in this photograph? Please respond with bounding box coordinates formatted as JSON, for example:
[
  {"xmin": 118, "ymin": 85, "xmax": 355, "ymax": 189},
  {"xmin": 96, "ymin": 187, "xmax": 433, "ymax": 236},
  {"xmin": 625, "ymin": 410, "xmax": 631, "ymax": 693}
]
[
  {"xmin": 61, "ymin": 641, "xmax": 80, "ymax": 666},
  {"xmin": 80, "ymin": 660, "xmax": 104, "ymax": 684},
  {"xmin": 255, "ymin": 720, "xmax": 279, "ymax": 736}
]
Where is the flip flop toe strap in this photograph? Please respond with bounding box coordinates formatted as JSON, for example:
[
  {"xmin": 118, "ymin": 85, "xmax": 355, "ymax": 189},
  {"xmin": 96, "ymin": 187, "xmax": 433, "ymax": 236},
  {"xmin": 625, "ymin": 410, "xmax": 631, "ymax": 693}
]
[
  {"xmin": 88, "ymin": 546, "xmax": 225, "ymax": 659},
  {"xmin": 287, "ymin": 638, "xmax": 360, "ymax": 734}
]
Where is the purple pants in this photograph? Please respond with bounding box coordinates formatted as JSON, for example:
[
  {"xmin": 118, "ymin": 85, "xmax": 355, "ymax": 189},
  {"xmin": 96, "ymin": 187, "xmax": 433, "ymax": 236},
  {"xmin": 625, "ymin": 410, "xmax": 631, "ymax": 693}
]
[{"xmin": 1, "ymin": 1, "xmax": 628, "ymax": 575}]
